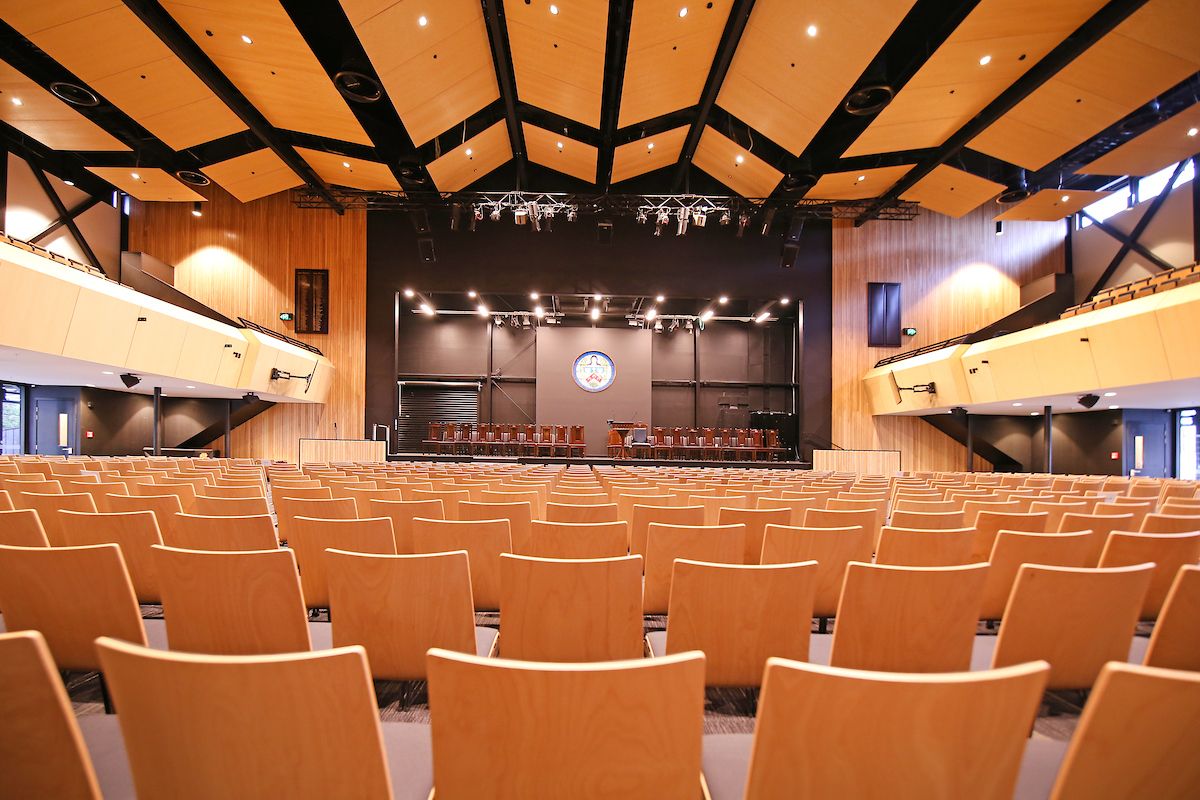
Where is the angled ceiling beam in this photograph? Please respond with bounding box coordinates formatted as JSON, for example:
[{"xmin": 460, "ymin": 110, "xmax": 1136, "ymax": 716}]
[
  {"xmin": 1080, "ymin": 210, "xmax": 1175, "ymax": 272},
  {"xmin": 1087, "ymin": 159, "xmax": 1187, "ymax": 297},
  {"xmin": 0, "ymin": 124, "xmax": 114, "ymax": 197},
  {"xmin": 854, "ymin": 0, "xmax": 1152, "ymax": 225},
  {"xmin": 30, "ymin": 196, "xmax": 104, "ymax": 245},
  {"xmin": 481, "ymin": 0, "xmax": 527, "ymax": 188},
  {"xmin": 595, "ymin": 0, "xmax": 634, "ymax": 190},
  {"xmin": 26, "ymin": 157, "xmax": 103, "ymax": 272},
  {"xmin": 670, "ymin": 0, "xmax": 756, "ymax": 192},
  {"xmin": 278, "ymin": 0, "xmax": 433, "ymax": 192},
  {"xmin": 120, "ymin": 0, "xmax": 345, "ymax": 213}
]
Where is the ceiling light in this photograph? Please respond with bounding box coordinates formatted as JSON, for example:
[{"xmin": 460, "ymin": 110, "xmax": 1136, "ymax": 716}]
[
  {"xmin": 403, "ymin": 288, "xmax": 415, "ymax": 297},
  {"xmin": 1109, "ymin": 405, "xmax": 1120, "ymax": 410},
  {"xmin": 477, "ymin": 304, "xmax": 489, "ymax": 317},
  {"xmin": 556, "ymin": 141, "xmax": 564, "ymax": 150},
  {"xmin": 130, "ymin": 172, "xmax": 140, "ymax": 180},
  {"xmin": 978, "ymin": 54, "xmax": 992, "ymax": 66},
  {"xmin": 419, "ymin": 302, "xmax": 434, "ymax": 315},
  {"xmin": 655, "ymin": 294, "xmax": 665, "ymax": 302},
  {"xmin": 549, "ymin": 3, "xmax": 559, "ymax": 13},
  {"xmin": 590, "ymin": 306, "xmax": 600, "ymax": 320},
  {"xmin": 755, "ymin": 311, "xmax": 770, "ymax": 323},
  {"xmin": 342, "ymin": 161, "xmax": 351, "ymax": 168},
  {"xmin": 465, "ymin": 148, "xmax": 473, "ymax": 157},
  {"xmin": 102, "ymin": 371, "xmax": 114, "ymax": 375},
  {"xmin": 646, "ymin": 308, "xmax": 657, "ymax": 322},
  {"xmin": 647, "ymin": 142, "xmax": 655, "ymax": 151},
  {"xmin": 489, "ymin": 206, "xmax": 500, "ymax": 221},
  {"xmin": 530, "ymin": 291, "xmax": 539, "ymax": 300},
  {"xmin": 85, "ymin": 383, "xmax": 95, "ymax": 388},
  {"xmin": 11, "ymin": 97, "xmax": 23, "ymax": 107},
  {"xmin": 718, "ymin": 295, "xmax": 728, "ymax": 305},
  {"xmin": 1013, "ymin": 402, "xmax": 1023, "ymax": 407},
  {"xmin": 186, "ymin": 385, "xmax": 196, "ymax": 389},
  {"xmin": 700, "ymin": 309, "xmax": 714, "ymax": 322},
  {"xmin": 678, "ymin": 7, "xmax": 687, "ymax": 18},
  {"xmin": 418, "ymin": 15, "xmax": 428, "ymax": 27},
  {"xmin": 806, "ymin": 24, "xmax": 818, "ymax": 37},
  {"xmin": 1030, "ymin": 412, "xmax": 1039, "ymax": 416},
  {"xmin": 593, "ymin": 293, "xmax": 602, "ymax": 301},
  {"xmin": 780, "ymin": 297, "xmax": 790, "ymax": 305},
  {"xmin": 468, "ymin": 290, "xmax": 477, "ymax": 298},
  {"xmin": 735, "ymin": 154, "xmax": 745, "ymax": 164},
  {"xmin": 241, "ymin": 34, "xmax": 253, "ymax": 44},
  {"xmin": 1103, "ymin": 392, "xmax": 1117, "ymax": 397},
  {"xmin": 534, "ymin": 305, "xmax": 545, "ymax": 318},
  {"xmin": 857, "ymin": 174, "xmax": 866, "ymax": 181},
  {"xmin": 63, "ymin": 180, "xmax": 74, "ymax": 186},
  {"xmin": 1189, "ymin": 127, "xmax": 1199, "ymax": 137},
  {"xmin": 1061, "ymin": 195, "xmax": 1070, "ymax": 203},
  {"xmin": 191, "ymin": 201, "xmax": 203, "ymax": 218}
]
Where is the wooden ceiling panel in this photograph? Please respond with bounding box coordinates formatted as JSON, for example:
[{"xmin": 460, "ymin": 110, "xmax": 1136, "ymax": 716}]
[
  {"xmin": 900, "ymin": 165, "xmax": 1005, "ymax": 218},
  {"xmin": 295, "ymin": 147, "xmax": 401, "ymax": 191},
  {"xmin": 843, "ymin": 0, "xmax": 1106, "ymax": 158},
  {"xmin": 344, "ymin": 0, "xmax": 499, "ymax": 146},
  {"xmin": 0, "ymin": 62, "xmax": 130, "ymax": 151},
  {"xmin": 803, "ymin": 165, "xmax": 911, "ymax": 201},
  {"xmin": 523, "ymin": 122, "xmax": 598, "ymax": 183},
  {"xmin": 506, "ymin": 0, "xmax": 608, "ymax": 127},
  {"xmin": 1078, "ymin": 105, "xmax": 1200, "ymax": 177},
  {"xmin": 611, "ymin": 125, "xmax": 689, "ymax": 185},
  {"xmin": 162, "ymin": 0, "xmax": 370, "ymax": 145},
  {"xmin": 200, "ymin": 148, "xmax": 302, "ymax": 203},
  {"xmin": 86, "ymin": 167, "xmax": 207, "ymax": 201},
  {"xmin": 4, "ymin": 3, "xmax": 246, "ymax": 150},
  {"xmin": 719, "ymin": 0, "xmax": 916, "ymax": 157},
  {"xmin": 970, "ymin": 0, "xmax": 1200, "ymax": 170},
  {"xmin": 618, "ymin": 0, "xmax": 732, "ymax": 128},
  {"xmin": 692, "ymin": 127, "xmax": 783, "ymax": 198},
  {"xmin": 426, "ymin": 120, "xmax": 513, "ymax": 192},
  {"xmin": 994, "ymin": 189, "xmax": 1112, "ymax": 221}
]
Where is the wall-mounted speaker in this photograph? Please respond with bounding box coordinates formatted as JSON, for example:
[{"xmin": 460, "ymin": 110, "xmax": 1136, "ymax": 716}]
[
  {"xmin": 417, "ymin": 238, "xmax": 436, "ymax": 263},
  {"xmin": 409, "ymin": 209, "xmax": 432, "ymax": 234}
]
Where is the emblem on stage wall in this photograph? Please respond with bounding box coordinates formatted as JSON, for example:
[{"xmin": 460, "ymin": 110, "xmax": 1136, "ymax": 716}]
[{"xmin": 573, "ymin": 351, "xmax": 616, "ymax": 392}]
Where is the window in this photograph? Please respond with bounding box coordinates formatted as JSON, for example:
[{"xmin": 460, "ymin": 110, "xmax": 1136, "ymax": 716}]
[
  {"xmin": 1077, "ymin": 159, "xmax": 1195, "ymax": 229},
  {"xmin": 1137, "ymin": 159, "xmax": 1195, "ymax": 204},
  {"xmin": 1078, "ymin": 184, "xmax": 1132, "ymax": 228},
  {"xmin": 1, "ymin": 383, "xmax": 24, "ymax": 455},
  {"xmin": 1180, "ymin": 409, "xmax": 1198, "ymax": 481}
]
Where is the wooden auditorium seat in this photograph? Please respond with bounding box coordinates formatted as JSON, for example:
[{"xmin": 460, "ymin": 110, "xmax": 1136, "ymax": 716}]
[
  {"xmin": 367, "ymin": 498, "xmax": 445, "ymax": 553},
  {"xmin": 11, "ymin": 492, "xmax": 96, "ymax": 546},
  {"xmin": 875, "ymin": 526, "xmax": 977, "ymax": 567},
  {"xmin": 460, "ymin": 500, "xmax": 534, "ymax": 554},
  {"xmin": 526, "ymin": 520, "xmax": 629, "ymax": 559},
  {"xmin": 411, "ymin": 518, "xmax": 512, "ymax": 611},
  {"xmin": 58, "ymin": 510, "xmax": 163, "ymax": 604},
  {"xmin": 1099, "ymin": 531, "xmax": 1200, "ymax": 619},
  {"xmin": 286, "ymin": 517, "xmax": 397, "ymax": 611},
  {"xmin": 0, "ymin": 508, "xmax": 50, "ymax": 547},
  {"xmin": 759, "ymin": 524, "xmax": 871, "ymax": 621},
  {"xmin": 1138, "ymin": 565, "xmax": 1200, "ymax": 671},
  {"xmin": 643, "ymin": 523, "xmax": 745, "ymax": 614},
  {"xmin": 190, "ymin": 495, "xmax": 270, "ymax": 517},
  {"xmin": 166, "ymin": 513, "xmax": 279, "ymax": 551},
  {"xmin": 629, "ymin": 503, "xmax": 705, "ymax": 556},
  {"xmin": 717, "ymin": 506, "xmax": 792, "ymax": 564},
  {"xmin": 977, "ymin": 531, "xmax": 1097, "ymax": 620}
]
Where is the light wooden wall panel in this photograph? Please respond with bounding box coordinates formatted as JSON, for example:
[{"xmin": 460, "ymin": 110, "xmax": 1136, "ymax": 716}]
[
  {"xmin": 832, "ymin": 204, "xmax": 1065, "ymax": 472},
  {"xmin": 128, "ymin": 186, "xmax": 366, "ymax": 462}
]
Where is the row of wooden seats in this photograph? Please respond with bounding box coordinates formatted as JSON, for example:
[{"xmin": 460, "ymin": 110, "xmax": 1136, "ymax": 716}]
[
  {"xmin": 5, "ymin": 626, "xmax": 1196, "ymax": 799},
  {"xmin": 421, "ymin": 423, "xmax": 586, "ymax": 456},
  {"xmin": 608, "ymin": 427, "xmax": 790, "ymax": 461},
  {"xmin": 1060, "ymin": 261, "xmax": 1200, "ymax": 319}
]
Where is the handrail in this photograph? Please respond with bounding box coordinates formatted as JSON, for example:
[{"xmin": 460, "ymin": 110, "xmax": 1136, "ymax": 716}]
[
  {"xmin": 873, "ymin": 334, "xmax": 969, "ymax": 368},
  {"xmin": 237, "ymin": 317, "xmax": 323, "ymax": 356},
  {"xmin": 0, "ymin": 231, "xmax": 109, "ymax": 280}
]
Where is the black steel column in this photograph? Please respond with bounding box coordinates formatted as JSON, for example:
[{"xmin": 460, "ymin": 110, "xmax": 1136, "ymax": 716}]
[
  {"xmin": 152, "ymin": 387, "xmax": 162, "ymax": 456},
  {"xmin": 486, "ymin": 321, "xmax": 494, "ymax": 424},
  {"xmin": 1043, "ymin": 405, "xmax": 1053, "ymax": 473},
  {"xmin": 692, "ymin": 323, "xmax": 700, "ymax": 427},
  {"xmin": 965, "ymin": 413, "xmax": 975, "ymax": 472},
  {"xmin": 223, "ymin": 400, "xmax": 232, "ymax": 458}
]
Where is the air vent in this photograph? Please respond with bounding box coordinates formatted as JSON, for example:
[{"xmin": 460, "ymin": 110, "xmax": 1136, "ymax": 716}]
[
  {"xmin": 334, "ymin": 70, "xmax": 383, "ymax": 103},
  {"xmin": 996, "ymin": 188, "xmax": 1032, "ymax": 204},
  {"xmin": 50, "ymin": 81, "xmax": 99, "ymax": 107},
  {"xmin": 779, "ymin": 172, "xmax": 817, "ymax": 193},
  {"xmin": 843, "ymin": 85, "xmax": 894, "ymax": 117},
  {"xmin": 174, "ymin": 169, "xmax": 211, "ymax": 186}
]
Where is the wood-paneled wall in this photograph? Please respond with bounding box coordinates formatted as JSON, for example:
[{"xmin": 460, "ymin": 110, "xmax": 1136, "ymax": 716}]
[
  {"xmin": 832, "ymin": 204, "xmax": 1065, "ymax": 473},
  {"xmin": 128, "ymin": 186, "xmax": 366, "ymax": 461}
]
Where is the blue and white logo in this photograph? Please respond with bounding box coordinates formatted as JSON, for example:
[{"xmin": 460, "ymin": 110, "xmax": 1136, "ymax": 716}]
[{"xmin": 573, "ymin": 351, "xmax": 616, "ymax": 392}]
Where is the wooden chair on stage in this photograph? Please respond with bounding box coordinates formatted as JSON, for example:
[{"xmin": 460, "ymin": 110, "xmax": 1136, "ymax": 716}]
[{"xmin": 607, "ymin": 428, "xmax": 626, "ymax": 459}]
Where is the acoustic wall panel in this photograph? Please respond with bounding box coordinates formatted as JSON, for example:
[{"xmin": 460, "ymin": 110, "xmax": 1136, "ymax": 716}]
[
  {"xmin": 61, "ymin": 283, "xmax": 141, "ymax": 367},
  {"xmin": 1028, "ymin": 314, "xmax": 1101, "ymax": 397},
  {"xmin": 0, "ymin": 255, "xmax": 80, "ymax": 355},
  {"xmin": 125, "ymin": 305, "xmax": 190, "ymax": 377},
  {"xmin": 1085, "ymin": 310, "xmax": 1172, "ymax": 388}
]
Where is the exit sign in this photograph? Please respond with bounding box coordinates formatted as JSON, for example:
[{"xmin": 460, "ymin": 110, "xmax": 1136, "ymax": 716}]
[{"xmin": 1110, "ymin": 451, "xmax": 1119, "ymax": 460}]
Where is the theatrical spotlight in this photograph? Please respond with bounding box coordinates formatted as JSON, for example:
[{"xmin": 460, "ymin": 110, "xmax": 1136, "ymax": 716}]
[
  {"xmin": 636, "ymin": 209, "xmax": 648, "ymax": 224},
  {"xmin": 692, "ymin": 210, "xmax": 707, "ymax": 227},
  {"xmin": 566, "ymin": 209, "xmax": 577, "ymax": 222},
  {"xmin": 542, "ymin": 207, "xmax": 554, "ymax": 232},
  {"xmin": 489, "ymin": 205, "xmax": 501, "ymax": 222},
  {"xmin": 514, "ymin": 206, "xmax": 529, "ymax": 225},
  {"xmin": 736, "ymin": 212, "xmax": 751, "ymax": 238},
  {"xmin": 720, "ymin": 211, "xmax": 731, "ymax": 226},
  {"xmin": 760, "ymin": 208, "xmax": 777, "ymax": 236},
  {"xmin": 676, "ymin": 207, "xmax": 689, "ymax": 236},
  {"xmin": 528, "ymin": 203, "xmax": 541, "ymax": 232},
  {"xmin": 120, "ymin": 373, "xmax": 141, "ymax": 388}
]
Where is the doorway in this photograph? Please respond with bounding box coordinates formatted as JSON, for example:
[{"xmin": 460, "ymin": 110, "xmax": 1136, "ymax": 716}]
[
  {"xmin": 1126, "ymin": 419, "xmax": 1169, "ymax": 479},
  {"xmin": 32, "ymin": 395, "xmax": 78, "ymax": 457}
]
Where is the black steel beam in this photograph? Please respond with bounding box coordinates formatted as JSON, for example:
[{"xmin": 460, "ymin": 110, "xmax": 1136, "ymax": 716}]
[
  {"xmin": 596, "ymin": 0, "xmax": 634, "ymax": 189},
  {"xmin": 671, "ymin": 0, "xmax": 756, "ymax": 191},
  {"xmin": 1080, "ymin": 210, "xmax": 1175, "ymax": 272},
  {"xmin": 120, "ymin": 0, "xmax": 345, "ymax": 212},
  {"xmin": 1087, "ymin": 159, "xmax": 1187, "ymax": 298},
  {"xmin": 26, "ymin": 158, "xmax": 103, "ymax": 272},
  {"xmin": 482, "ymin": 0, "xmax": 527, "ymax": 188},
  {"xmin": 30, "ymin": 196, "xmax": 103, "ymax": 245},
  {"xmin": 855, "ymin": 0, "xmax": 1152, "ymax": 225}
]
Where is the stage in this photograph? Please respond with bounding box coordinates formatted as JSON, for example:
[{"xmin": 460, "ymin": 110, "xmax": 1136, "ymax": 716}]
[{"xmin": 386, "ymin": 452, "xmax": 813, "ymax": 470}]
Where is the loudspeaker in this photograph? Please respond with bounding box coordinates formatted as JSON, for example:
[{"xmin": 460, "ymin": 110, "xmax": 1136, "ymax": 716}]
[
  {"xmin": 409, "ymin": 209, "xmax": 432, "ymax": 234},
  {"xmin": 779, "ymin": 215, "xmax": 806, "ymax": 268},
  {"xmin": 417, "ymin": 238, "xmax": 436, "ymax": 263},
  {"xmin": 596, "ymin": 219, "xmax": 614, "ymax": 245}
]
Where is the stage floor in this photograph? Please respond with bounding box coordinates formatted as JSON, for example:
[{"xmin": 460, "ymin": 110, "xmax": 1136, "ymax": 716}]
[{"xmin": 387, "ymin": 452, "xmax": 813, "ymax": 470}]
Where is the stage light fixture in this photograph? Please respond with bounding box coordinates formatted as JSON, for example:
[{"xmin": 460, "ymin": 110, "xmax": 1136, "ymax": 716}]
[
  {"xmin": 718, "ymin": 295, "xmax": 728, "ymax": 305},
  {"xmin": 736, "ymin": 212, "xmax": 751, "ymax": 238},
  {"xmin": 590, "ymin": 306, "xmax": 600, "ymax": 321},
  {"xmin": 755, "ymin": 311, "xmax": 770, "ymax": 323},
  {"xmin": 684, "ymin": 319, "xmax": 693, "ymax": 331},
  {"xmin": 656, "ymin": 294, "xmax": 665, "ymax": 303},
  {"xmin": 534, "ymin": 305, "xmax": 545, "ymax": 318},
  {"xmin": 403, "ymin": 288, "xmax": 415, "ymax": 298},
  {"xmin": 419, "ymin": 302, "xmax": 434, "ymax": 315},
  {"xmin": 759, "ymin": 208, "xmax": 776, "ymax": 235},
  {"xmin": 676, "ymin": 207, "xmax": 689, "ymax": 236},
  {"xmin": 780, "ymin": 297, "xmax": 790, "ymax": 305},
  {"xmin": 566, "ymin": 209, "xmax": 577, "ymax": 222},
  {"xmin": 473, "ymin": 205, "xmax": 484, "ymax": 220},
  {"xmin": 636, "ymin": 210, "xmax": 648, "ymax": 224},
  {"xmin": 593, "ymin": 293, "xmax": 603, "ymax": 301},
  {"xmin": 654, "ymin": 319, "xmax": 664, "ymax": 332},
  {"xmin": 468, "ymin": 290, "xmax": 477, "ymax": 298},
  {"xmin": 693, "ymin": 211, "xmax": 707, "ymax": 227},
  {"xmin": 489, "ymin": 206, "xmax": 501, "ymax": 222},
  {"xmin": 494, "ymin": 316, "xmax": 503, "ymax": 327},
  {"xmin": 514, "ymin": 206, "xmax": 528, "ymax": 225},
  {"xmin": 120, "ymin": 373, "xmax": 141, "ymax": 389},
  {"xmin": 720, "ymin": 211, "xmax": 730, "ymax": 225},
  {"xmin": 530, "ymin": 291, "xmax": 539, "ymax": 300},
  {"xmin": 646, "ymin": 308, "xmax": 657, "ymax": 322},
  {"xmin": 191, "ymin": 201, "xmax": 203, "ymax": 218},
  {"xmin": 477, "ymin": 303, "xmax": 489, "ymax": 317},
  {"xmin": 700, "ymin": 309, "xmax": 714, "ymax": 322}
]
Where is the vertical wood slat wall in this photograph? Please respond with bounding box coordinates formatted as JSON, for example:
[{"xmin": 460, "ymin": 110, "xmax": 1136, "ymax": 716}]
[
  {"xmin": 128, "ymin": 185, "xmax": 366, "ymax": 462},
  {"xmin": 831, "ymin": 203, "xmax": 1066, "ymax": 473}
]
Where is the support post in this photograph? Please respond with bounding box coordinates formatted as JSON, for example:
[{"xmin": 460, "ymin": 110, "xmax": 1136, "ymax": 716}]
[
  {"xmin": 692, "ymin": 323, "xmax": 700, "ymax": 427},
  {"xmin": 965, "ymin": 413, "xmax": 975, "ymax": 472},
  {"xmin": 1043, "ymin": 405, "xmax": 1053, "ymax": 474},
  {"xmin": 223, "ymin": 400, "xmax": 232, "ymax": 458},
  {"xmin": 153, "ymin": 387, "xmax": 162, "ymax": 457}
]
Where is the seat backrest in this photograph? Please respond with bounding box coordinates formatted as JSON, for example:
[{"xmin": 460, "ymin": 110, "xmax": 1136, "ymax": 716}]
[
  {"xmin": 717, "ymin": 507, "xmax": 794, "ymax": 564},
  {"xmin": 325, "ymin": 549, "xmax": 478, "ymax": 681},
  {"xmin": 0, "ymin": 488, "xmax": 10, "ymax": 511},
  {"xmin": 276, "ymin": 496, "xmax": 357, "ymax": 543},
  {"xmin": 426, "ymin": 648, "xmax": 704, "ymax": 800},
  {"xmin": 3, "ymin": 478, "xmax": 62, "ymax": 497},
  {"xmin": 664, "ymin": 559, "xmax": 816, "ymax": 686},
  {"xmin": 190, "ymin": 495, "xmax": 270, "ymax": 518},
  {"xmin": 366, "ymin": 498, "xmax": 443, "ymax": 553},
  {"xmin": 1049, "ymin": 662, "xmax": 1200, "ymax": 799},
  {"xmin": 13, "ymin": 493, "xmax": 97, "ymax": 546},
  {"xmin": 152, "ymin": 545, "xmax": 311, "ymax": 654},
  {"xmin": 960, "ymin": 499, "xmax": 1023, "ymax": 526},
  {"xmin": 269, "ymin": 485, "xmax": 332, "ymax": 510},
  {"xmin": 1142, "ymin": 565, "xmax": 1200, "ymax": 671},
  {"xmin": 971, "ymin": 511, "xmax": 1050, "ymax": 562},
  {"xmin": 0, "ymin": 630, "xmax": 103, "ymax": 798},
  {"xmin": 545, "ymin": 502, "xmax": 620, "ymax": 524},
  {"xmin": 167, "ymin": 513, "xmax": 278, "ymax": 551},
  {"xmin": 892, "ymin": 499, "xmax": 957, "ymax": 514},
  {"xmin": 58, "ymin": 510, "xmax": 163, "ymax": 603},
  {"xmin": 991, "ymin": 564, "xmax": 1153, "ymax": 690},
  {"xmin": 629, "ymin": 503, "xmax": 704, "ymax": 556},
  {"xmin": 643, "ymin": 523, "xmax": 745, "ymax": 614},
  {"xmin": 500, "ymin": 554, "xmax": 643, "ymax": 662},
  {"xmin": 131, "ymin": 481, "xmax": 197, "ymax": 513},
  {"xmin": 200, "ymin": 484, "xmax": 264, "ymax": 499},
  {"xmin": 759, "ymin": 524, "xmax": 870, "ymax": 617},
  {"xmin": 411, "ymin": 518, "xmax": 512, "ymax": 610},
  {"xmin": 696, "ymin": 494, "xmax": 748, "ymax": 526},
  {"xmin": 94, "ymin": 638, "xmax": 392, "ymax": 798},
  {"xmin": 105, "ymin": 493, "xmax": 185, "ymax": 543},
  {"xmin": 1140, "ymin": 512, "xmax": 1200, "ymax": 534},
  {"xmin": 1094, "ymin": 500, "xmax": 1153, "ymax": 528},
  {"xmin": 527, "ymin": 520, "xmax": 629, "ymax": 559},
  {"xmin": 888, "ymin": 509, "xmax": 966, "ymax": 532},
  {"xmin": 1100, "ymin": 531, "xmax": 1200, "ymax": 618},
  {"xmin": 1057, "ymin": 512, "xmax": 1135, "ymax": 564},
  {"xmin": 978, "ymin": 531, "xmax": 1097, "ymax": 619},
  {"xmin": 0, "ymin": 543, "xmax": 146, "ymax": 670},
  {"xmin": 744, "ymin": 658, "xmax": 1049, "ymax": 799},
  {"xmin": 803, "ymin": 507, "xmax": 880, "ymax": 547},
  {"xmin": 830, "ymin": 562, "xmax": 988, "ymax": 672},
  {"xmin": 288, "ymin": 517, "xmax": 397, "ymax": 608},
  {"xmin": 755, "ymin": 496, "xmax": 821, "ymax": 526},
  {"xmin": 875, "ymin": 526, "xmax": 977, "ymax": 567},
  {"xmin": 415, "ymin": 488, "xmax": 474, "ymax": 520},
  {"xmin": 459, "ymin": 501, "xmax": 534, "ymax": 554},
  {"xmin": 0, "ymin": 508, "xmax": 50, "ymax": 546},
  {"xmin": 62, "ymin": 480, "xmax": 129, "ymax": 511}
]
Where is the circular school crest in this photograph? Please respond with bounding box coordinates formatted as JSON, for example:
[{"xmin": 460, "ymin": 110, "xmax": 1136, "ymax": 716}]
[{"xmin": 572, "ymin": 350, "xmax": 616, "ymax": 392}]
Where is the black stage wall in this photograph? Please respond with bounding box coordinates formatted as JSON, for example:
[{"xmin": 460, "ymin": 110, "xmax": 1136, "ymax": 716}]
[{"xmin": 365, "ymin": 210, "xmax": 833, "ymax": 456}]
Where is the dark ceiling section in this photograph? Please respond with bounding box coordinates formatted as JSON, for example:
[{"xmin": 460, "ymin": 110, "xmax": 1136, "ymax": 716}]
[{"xmin": 0, "ymin": 0, "xmax": 1195, "ymax": 217}]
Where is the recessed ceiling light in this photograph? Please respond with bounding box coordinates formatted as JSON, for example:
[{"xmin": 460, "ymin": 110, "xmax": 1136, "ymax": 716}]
[
  {"xmin": 1013, "ymin": 402, "xmax": 1023, "ymax": 407},
  {"xmin": 130, "ymin": 172, "xmax": 140, "ymax": 180},
  {"xmin": 403, "ymin": 288, "xmax": 415, "ymax": 298},
  {"xmin": 806, "ymin": 24, "xmax": 818, "ymax": 37},
  {"xmin": 735, "ymin": 154, "xmax": 745, "ymax": 164},
  {"xmin": 63, "ymin": 180, "xmax": 74, "ymax": 186},
  {"xmin": 418, "ymin": 15, "xmax": 428, "ymax": 27},
  {"xmin": 530, "ymin": 291, "xmax": 539, "ymax": 300},
  {"xmin": 468, "ymin": 290, "xmax": 477, "ymax": 298},
  {"xmin": 858, "ymin": 174, "xmax": 866, "ymax": 181},
  {"xmin": 593, "ymin": 293, "xmax": 603, "ymax": 301},
  {"xmin": 420, "ymin": 303, "xmax": 434, "ymax": 315},
  {"xmin": 978, "ymin": 54, "xmax": 992, "ymax": 66},
  {"xmin": 342, "ymin": 161, "xmax": 351, "ymax": 168},
  {"xmin": 11, "ymin": 97, "xmax": 23, "ymax": 107},
  {"xmin": 780, "ymin": 297, "xmax": 790, "ymax": 305},
  {"xmin": 549, "ymin": 3, "xmax": 559, "ymax": 13},
  {"xmin": 102, "ymin": 371, "xmax": 114, "ymax": 375},
  {"xmin": 1103, "ymin": 392, "xmax": 1116, "ymax": 397},
  {"xmin": 678, "ymin": 7, "xmax": 688, "ymax": 18},
  {"xmin": 186, "ymin": 385, "xmax": 196, "ymax": 389},
  {"xmin": 1188, "ymin": 127, "xmax": 1198, "ymax": 137},
  {"xmin": 655, "ymin": 294, "xmax": 665, "ymax": 302},
  {"xmin": 477, "ymin": 304, "xmax": 489, "ymax": 317},
  {"xmin": 1109, "ymin": 405, "xmax": 1120, "ymax": 410},
  {"xmin": 241, "ymin": 34, "xmax": 253, "ymax": 44},
  {"xmin": 556, "ymin": 141, "xmax": 564, "ymax": 150},
  {"xmin": 1030, "ymin": 412, "xmax": 1038, "ymax": 416},
  {"xmin": 718, "ymin": 295, "xmax": 729, "ymax": 304},
  {"xmin": 1061, "ymin": 195, "xmax": 1070, "ymax": 202},
  {"xmin": 465, "ymin": 148, "xmax": 473, "ymax": 157}
]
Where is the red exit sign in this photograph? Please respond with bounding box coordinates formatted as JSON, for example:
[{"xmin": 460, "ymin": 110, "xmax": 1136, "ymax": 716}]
[{"xmin": 1110, "ymin": 451, "xmax": 1119, "ymax": 460}]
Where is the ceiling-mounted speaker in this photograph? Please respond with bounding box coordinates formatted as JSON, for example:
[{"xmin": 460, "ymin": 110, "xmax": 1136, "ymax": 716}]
[
  {"xmin": 1078, "ymin": 394, "xmax": 1100, "ymax": 409},
  {"xmin": 174, "ymin": 169, "xmax": 211, "ymax": 186},
  {"xmin": 409, "ymin": 209, "xmax": 431, "ymax": 234},
  {"xmin": 596, "ymin": 219, "xmax": 614, "ymax": 246},
  {"xmin": 119, "ymin": 373, "xmax": 141, "ymax": 389},
  {"xmin": 996, "ymin": 188, "xmax": 1033, "ymax": 204},
  {"xmin": 780, "ymin": 172, "xmax": 817, "ymax": 194},
  {"xmin": 333, "ymin": 70, "xmax": 383, "ymax": 103},
  {"xmin": 417, "ymin": 238, "xmax": 436, "ymax": 263},
  {"xmin": 50, "ymin": 81, "xmax": 99, "ymax": 107},
  {"xmin": 397, "ymin": 162, "xmax": 429, "ymax": 186},
  {"xmin": 843, "ymin": 84, "xmax": 894, "ymax": 116}
]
